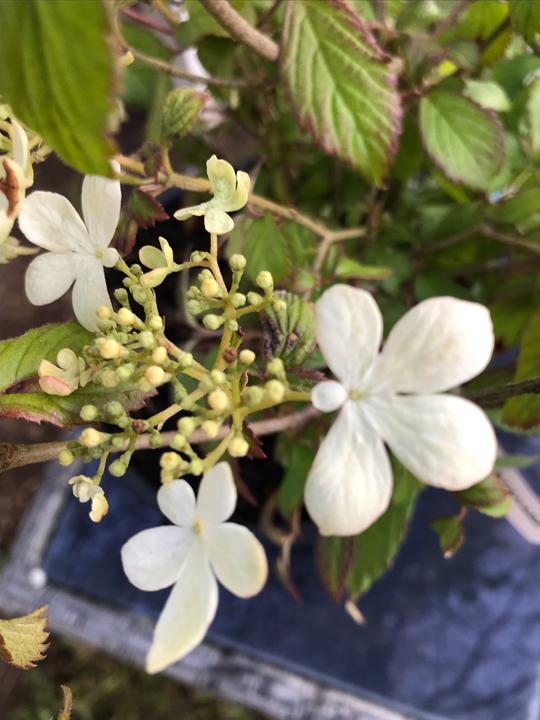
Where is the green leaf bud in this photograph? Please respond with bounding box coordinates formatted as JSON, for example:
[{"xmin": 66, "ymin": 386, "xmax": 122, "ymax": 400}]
[
  {"xmin": 231, "ymin": 292, "xmax": 246, "ymax": 308},
  {"xmin": 247, "ymin": 292, "xmax": 263, "ymax": 306},
  {"xmin": 229, "ymin": 254, "xmax": 247, "ymax": 271},
  {"xmin": 239, "ymin": 349, "xmax": 256, "ymax": 365},
  {"xmin": 256, "ymin": 271, "xmax": 274, "ymax": 291},
  {"xmin": 229, "ymin": 436, "xmax": 249, "ymax": 458},
  {"xmin": 80, "ymin": 404, "xmax": 100, "ymax": 422},
  {"xmin": 109, "ymin": 459, "xmax": 127, "ymax": 477},
  {"xmin": 149, "ymin": 434, "xmax": 164, "ymax": 448},
  {"xmin": 203, "ymin": 314, "xmax": 224, "ymax": 331},
  {"xmin": 139, "ymin": 331, "xmax": 155, "ymax": 349},
  {"xmin": 59, "ymin": 449, "xmax": 75, "ymax": 467}
]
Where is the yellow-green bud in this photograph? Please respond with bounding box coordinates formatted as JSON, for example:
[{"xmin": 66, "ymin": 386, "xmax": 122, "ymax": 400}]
[
  {"xmin": 210, "ymin": 369, "xmax": 226, "ymax": 386},
  {"xmin": 201, "ymin": 420, "xmax": 220, "ymax": 439},
  {"xmin": 201, "ymin": 278, "xmax": 221, "ymax": 298},
  {"xmin": 267, "ymin": 358, "xmax": 285, "ymax": 376},
  {"xmin": 100, "ymin": 339, "xmax": 122, "ymax": 359},
  {"xmin": 229, "ymin": 254, "xmax": 246, "ymax": 271},
  {"xmin": 132, "ymin": 289, "xmax": 148, "ymax": 306},
  {"xmin": 160, "ymin": 452, "xmax": 182, "ymax": 471},
  {"xmin": 139, "ymin": 331, "xmax": 155, "ymax": 349},
  {"xmin": 79, "ymin": 428, "xmax": 103, "ymax": 448},
  {"xmin": 97, "ymin": 305, "xmax": 113, "ymax": 320},
  {"xmin": 138, "ymin": 378, "xmax": 153, "ymax": 392},
  {"xmin": 256, "ymin": 271, "xmax": 274, "ymax": 291},
  {"xmin": 231, "ymin": 293, "xmax": 246, "ymax": 308},
  {"xmin": 161, "ymin": 469, "xmax": 176, "ymax": 484},
  {"xmin": 102, "ymin": 370, "xmax": 119, "ymax": 388},
  {"xmin": 149, "ymin": 434, "xmax": 164, "ymax": 448},
  {"xmin": 97, "ymin": 318, "xmax": 114, "ymax": 333},
  {"xmin": 273, "ymin": 298, "xmax": 287, "ymax": 312},
  {"xmin": 265, "ymin": 379, "xmax": 286, "ymax": 403},
  {"xmin": 117, "ymin": 308, "xmax": 136, "ymax": 326},
  {"xmin": 131, "ymin": 264, "xmax": 142, "ymax": 276},
  {"xmin": 145, "ymin": 365, "xmax": 166, "ymax": 387},
  {"xmin": 115, "ymin": 287, "xmax": 129, "ymax": 303},
  {"xmin": 105, "ymin": 401, "xmax": 124, "ymax": 418},
  {"xmin": 208, "ymin": 389, "xmax": 229, "ymax": 412},
  {"xmin": 199, "ymin": 374, "xmax": 216, "ymax": 394},
  {"xmin": 116, "ymin": 416, "xmax": 130, "ymax": 429},
  {"xmin": 170, "ymin": 434, "xmax": 187, "ymax": 451},
  {"xmin": 243, "ymin": 385, "xmax": 265, "ymax": 406},
  {"xmin": 190, "ymin": 459, "xmax": 204, "ymax": 476},
  {"xmin": 247, "ymin": 292, "xmax": 263, "ymax": 306},
  {"xmin": 198, "ymin": 269, "xmax": 213, "ymax": 282},
  {"xmin": 152, "ymin": 347, "xmax": 168, "ymax": 365},
  {"xmin": 239, "ymin": 349, "xmax": 256, "ymax": 365},
  {"xmin": 181, "ymin": 395, "xmax": 195, "ymax": 411},
  {"xmin": 80, "ymin": 404, "xmax": 100, "ymax": 422},
  {"xmin": 148, "ymin": 315, "xmax": 164, "ymax": 332},
  {"xmin": 178, "ymin": 352, "xmax": 193, "ymax": 369},
  {"xmin": 226, "ymin": 318, "xmax": 239, "ymax": 332},
  {"xmin": 112, "ymin": 436, "xmax": 126, "ymax": 449},
  {"xmin": 187, "ymin": 300, "xmax": 204, "ymax": 315},
  {"xmin": 178, "ymin": 416, "xmax": 198, "ymax": 437},
  {"xmin": 115, "ymin": 363, "xmax": 134, "ymax": 382},
  {"xmin": 229, "ymin": 436, "xmax": 249, "ymax": 458},
  {"xmin": 190, "ymin": 251, "xmax": 204, "ymax": 263},
  {"xmin": 59, "ymin": 449, "xmax": 75, "ymax": 467},
  {"xmin": 109, "ymin": 459, "xmax": 127, "ymax": 477},
  {"xmin": 203, "ymin": 314, "xmax": 223, "ymax": 331}
]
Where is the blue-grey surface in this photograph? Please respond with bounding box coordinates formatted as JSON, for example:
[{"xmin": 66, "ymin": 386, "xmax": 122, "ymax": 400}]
[{"xmin": 43, "ymin": 437, "xmax": 540, "ymax": 720}]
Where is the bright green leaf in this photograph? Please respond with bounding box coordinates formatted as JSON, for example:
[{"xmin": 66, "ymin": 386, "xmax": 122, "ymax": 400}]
[
  {"xmin": 0, "ymin": 606, "xmax": 49, "ymax": 669},
  {"xmin": 502, "ymin": 309, "xmax": 540, "ymax": 430},
  {"xmin": 419, "ymin": 91, "xmax": 505, "ymax": 190},
  {"xmin": 464, "ymin": 80, "xmax": 511, "ymax": 112},
  {"xmin": 161, "ymin": 88, "xmax": 209, "ymax": 143},
  {"xmin": 281, "ymin": 0, "xmax": 401, "ymax": 186},
  {"xmin": 277, "ymin": 444, "xmax": 315, "ymax": 519},
  {"xmin": 335, "ymin": 257, "xmax": 393, "ymax": 280},
  {"xmin": 494, "ymin": 454, "xmax": 539, "ymax": 470},
  {"xmin": 0, "ymin": 0, "xmax": 117, "ymax": 176},
  {"xmin": 316, "ymin": 535, "xmax": 356, "ymax": 603},
  {"xmin": 430, "ymin": 515, "xmax": 464, "ymax": 559},
  {"xmin": 459, "ymin": 0, "xmax": 510, "ymax": 66},
  {"xmin": 244, "ymin": 215, "xmax": 289, "ymax": 283},
  {"xmin": 121, "ymin": 23, "xmax": 173, "ymax": 109},
  {"xmin": 509, "ymin": 0, "xmax": 540, "ymax": 43}
]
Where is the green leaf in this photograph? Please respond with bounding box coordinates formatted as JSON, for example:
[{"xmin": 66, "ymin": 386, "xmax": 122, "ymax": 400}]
[
  {"xmin": 463, "ymin": 80, "xmax": 511, "ymax": 112},
  {"xmin": 0, "ymin": 323, "xmax": 93, "ymax": 394},
  {"xmin": 176, "ymin": 0, "xmax": 257, "ymax": 45},
  {"xmin": 390, "ymin": 107, "xmax": 423, "ymax": 180},
  {"xmin": 161, "ymin": 88, "xmax": 209, "ymax": 143},
  {"xmin": 430, "ymin": 515, "xmax": 464, "ymax": 559},
  {"xmin": 121, "ymin": 24, "xmax": 172, "ymax": 109},
  {"xmin": 0, "ymin": 606, "xmax": 49, "ymax": 669},
  {"xmin": 244, "ymin": 215, "xmax": 289, "ymax": 283},
  {"xmin": 453, "ymin": 474, "xmax": 511, "ymax": 517},
  {"xmin": 347, "ymin": 458, "xmax": 422, "ymax": 599},
  {"xmin": 261, "ymin": 293, "xmax": 316, "ymax": 368},
  {"xmin": 414, "ymin": 273, "xmax": 471, "ymax": 302},
  {"xmin": 419, "ymin": 91, "xmax": 505, "ymax": 190},
  {"xmin": 459, "ymin": 0, "xmax": 510, "ymax": 66},
  {"xmin": 316, "ymin": 535, "xmax": 356, "ymax": 603},
  {"xmin": 486, "ymin": 187, "xmax": 540, "ymax": 225},
  {"xmin": 125, "ymin": 190, "xmax": 169, "ymax": 229},
  {"xmin": 494, "ymin": 454, "xmax": 539, "ymax": 470},
  {"xmin": 277, "ymin": 444, "xmax": 315, "ymax": 519},
  {"xmin": 0, "ymin": 0, "xmax": 117, "ymax": 176},
  {"xmin": 281, "ymin": 0, "xmax": 401, "ymax": 186},
  {"xmin": 335, "ymin": 257, "xmax": 392, "ymax": 280},
  {"xmin": 509, "ymin": 0, "xmax": 540, "ymax": 43},
  {"xmin": 502, "ymin": 309, "xmax": 540, "ymax": 430},
  {"xmin": 490, "ymin": 297, "xmax": 534, "ymax": 348},
  {"xmin": 527, "ymin": 77, "xmax": 540, "ymax": 162}
]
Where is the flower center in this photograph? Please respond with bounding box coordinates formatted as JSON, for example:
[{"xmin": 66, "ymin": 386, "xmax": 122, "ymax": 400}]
[
  {"xmin": 193, "ymin": 519, "xmax": 203, "ymax": 535},
  {"xmin": 95, "ymin": 248, "xmax": 103, "ymax": 259}
]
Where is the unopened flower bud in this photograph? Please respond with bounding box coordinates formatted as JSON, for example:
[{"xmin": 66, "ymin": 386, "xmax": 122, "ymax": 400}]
[
  {"xmin": 256, "ymin": 271, "xmax": 274, "ymax": 291},
  {"xmin": 112, "ymin": 436, "xmax": 126, "ymax": 449},
  {"xmin": 187, "ymin": 300, "xmax": 204, "ymax": 315},
  {"xmin": 102, "ymin": 370, "xmax": 119, "ymax": 387},
  {"xmin": 201, "ymin": 420, "xmax": 220, "ymax": 438},
  {"xmin": 198, "ymin": 269, "xmax": 213, "ymax": 282},
  {"xmin": 203, "ymin": 314, "xmax": 223, "ymax": 331},
  {"xmin": 101, "ymin": 339, "xmax": 122, "ymax": 359},
  {"xmin": 190, "ymin": 459, "xmax": 204, "ymax": 476},
  {"xmin": 170, "ymin": 434, "xmax": 186, "ymax": 451},
  {"xmin": 89, "ymin": 493, "xmax": 108, "ymax": 522},
  {"xmin": 161, "ymin": 470, "xmax": 176, "ymax": 484},
  {"xmin": 178, "ymin": 352, "xmax": 193, "ymax": 369},
  {"xmin": 115, "ymin": 363, "xmax": 134, "ymax": 382},
  {"xmin": 208, "ymin": 389, "xmax": 229, "ymax": 412},
  {"xmin": 59, "ymin": 449, "xmax": 75, "ymax": 467},
  {"xmin": 229, "ymin": 254, "xmax": 246, "ymax": 271},
  {"xmin": 145, "ymin": 365, "xmax": 167, "ymax": 387},
  {"xmin": 131, "ymin": 264, "xmax": 142, "ymax": 276},
  {"xmin": 178, "ymin": 416, "xmax": 198, "ymax": 437},
  {"xmin": 149, "ymin": 434, "xmax": 164, "ymax": 448},
  {"xmin": 152, "ymin": 347, "xmax": 168, "ymax": 365},
  {"xmin": 97, "ymin": 305, "xmax": 113, "ymax": 320},
  {"xmin": 148, "ymin": 315, "xmax": 164, "ymax": 331},
  {"xmin": 199, "ymin": 375, "xmax": 216, "ymax": 393},
  {"xmin": 190, "ymin": 251, "xmax": 204, "ymax": 263},
  {"xmin": 210, "ymin": 369, "xmax": 226, "ymax": 386},
  {"xmin": 105, "ymin": 401, "xmax": 124, "ymax": 418},
  {"xmin": 115, "ymin": 287, "xmax": 129, "ymax": 303},
  {"xmin": 116, "ymin": 416, "xmax": 130, "ymax": 429},
  {"xmin": 117, "ymin": 308, "xmax": 136, "ymax": 326},
  {"xmin": 265, "ymin": 379, "xmax": 286, "ymax": 403},
  {"xmin": 97, "ymin": 318, "xmax": 114, "ymax": 333},
  {"xmin": 181, "ymin": 395, "xmax": 195, "ymax": 411},
  {"xmin": 273, "ymin": 298, "xmax": 287, "ymax": 312},
  {"xmin": 247, "ymin": 292, "xmax": 263, "ymax": 306},
  {"xmin": 239, "ymin": 349, "xmax": 256, "ymax": 365},
  {"xmin": 109, "ymin": 459, "xmax": 127, "ymax": 477},
  {"xmin": 229, "ymin": 436, "xmax": 249, "ymax": 458},
  {"xmin": 231, "ymin": 293, "xmax": 246, "ymax": 308},
  {"xmin": 160, "ymin": 452, "xmax": 182, "ymax": 471},
  {"xmin": 201, "ymin": 278, "xmax": 221, "ymax": 298},
  {"xmin": 80, "ymin": 404, "xmax": 100, "ymax": 422},
  {"xmin": 122, "ymin": 278, "xmax": 134, "ymax": 288},
  {"xmin": 139, "ymin": 331, "xmax": 155, "ymax": 349},
  {"xmin": 267, "ymin": 358, "xmax": 285, "ymax": 376},
  {"xmin": 138, "ymin": 378, "xmax": 153, "ymax": 392},
  {"xmin": 243, "ymin": 385, "xmax": 265, "ymax": 406},
  {"xmin": 132, "ymin": 289, "xmax": 148, "ymax": 306},
  {"xmin": 118, "ymin": 333, "xmax": 130, "ymax": 346},
  {"xmin": 79, "ymin": 428, "xmax": 103, "ymax": 448},
  {"xmin": 226, "ymin": 318, "xmax": 239, "ymax": 332}
]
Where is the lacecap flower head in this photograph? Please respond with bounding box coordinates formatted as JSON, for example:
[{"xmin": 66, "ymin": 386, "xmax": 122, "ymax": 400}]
[
  {"xmin": 122, "ymin": 462, "xmax": 268, "ymax": 673},
  {"xmin": 20, "ymin": 162, "xmax": 122, "ymax": 331},
  {"xmin": 306, "ymin": 285, "xmax": 497, "ymax": 537},
  {"xmin": 174, "ymin": 155, "xmax": 250, "ymax": 235}
]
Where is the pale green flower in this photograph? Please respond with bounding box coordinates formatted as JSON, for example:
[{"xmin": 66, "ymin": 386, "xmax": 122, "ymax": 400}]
[{"xmin": 174, "ymin": 156, "xmax": 250, "ymax": 235}]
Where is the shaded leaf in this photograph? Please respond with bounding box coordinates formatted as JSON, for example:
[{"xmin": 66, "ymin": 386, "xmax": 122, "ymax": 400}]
[
  {"xmin": 261, "ymin": 293, "xmax": 316, "ymax": 368},
  {"xmin": 494, "ymin": 454, "xmax": 539, "ymax": 470},
  {"xmin": 486, "ymin": 187, "xmax": 540, "ymax": 225},
  {"xmin": 335, "ymin": 257, "xmax": 392, "ymax": 280},
  {"xmin": 242, "ymin": 420, "xmax": 267, "ymax": 460},
  {"xmin": 281, "ymin": 0, "xmax": 401, "ymax": 185},
  {"xmin": 0, "ymin": 0, "xmax": 116, "ymax": 176},
  {"xmin": 509, "ymin": 0, "xmax": 540, "ymax": 43},
  {"xmin": 316, "ymin": 535, "xmax": 356, "ymax": 603},
  {"xmin": 527, "ymin": 77, "xmax": 540, "ymax": 161},
  {"xmin": 419, "ymin": 91, "xmax": 505, "ymax": 190},
  {"xmin": 453, "ymin": 474, "xmax": 510, "ymax": 514},
  {"xmin": 459, "ymin": 0, "xmax": 510, "ymax": 66},
  {"xmin": 244, "ymin": 215, "xmax": 289, "ymax": 283},
  {"xmin": 277, "ymin": 443, "xmax": 315, "ymax": 519},
  {"xmin": 0, "ymin": 606, "xmax": 49, "ymax": 669},
  {"xmin": 502, "ymin": 309, "xmax": 540, "ymax": 430},
  {"xmin": 56, "ymin": 685, "xmax": 73, "ymax": 720},
  {"xmin": 430, "ymin": 515, "xmax": 464, "ymax": 559},
  {"xmin": 161, "ymin": 88, "xmax": 209, "ymax": 143},
  {"xmin": 125, "ymin": 190, "xmax": 169, "ymax": 229},
  {"xmin": 176, "ymin": 0, "xmax": 257, "ymax": 45},
  {"xmin": 111, "ymin": 210, "xmax": 138, "ymax": 256}
]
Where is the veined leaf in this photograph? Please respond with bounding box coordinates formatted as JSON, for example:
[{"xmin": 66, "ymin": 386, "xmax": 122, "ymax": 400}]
[
  {"xmin": 161, "ymin": 88, "xmax": 209, "ymax": 143},
  {"xmin": 281, "ymin": 0, "xmax": 401, "ymax": 186},
  {"xmin": 420, "ymin": 91, "xmax": 505, "ymax": 190},
  {"xmin": 125, "ymin": 190, "xmax": 169, "ymax": 229},
  {"xmin": 0, "ymin": 0, "xmax": 117, "ymax": 176},
  {"xmin": 244, "ymin": 215, "xmax": 289, "ymax": 283},
  {"xmin": 0, "ymin": 606, "xmax": 49, "ymax": 669},
  {"xmin": 316, "ymin": 535, "xmax": 356, "ymax": 603},
  {"xmin": 502, "ymin": 309, "xmax": 540, "ymax": 430},
  {"xmin": 261, "ymin": 293, "xmax": 316, "ymax": 368}
]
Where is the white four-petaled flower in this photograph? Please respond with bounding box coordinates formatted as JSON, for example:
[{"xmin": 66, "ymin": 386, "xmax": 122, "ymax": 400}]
[
  {"xmin": 20, "ymin": 163, "xmax": 122, "ymax": 331},
  {"xmin": 174, "ymin": 155, "xmax": 250, "ymax": 235},
  {"xmin": 306, "ymin": 285, "xmax": 497, "ymax": 537},
  {"xmin": 122, "ymin": 462, "xmax": 268, "ymax": 674},
  {"xmin": 38, "ymin": 348, "xmax": 93, "ymax": 396}
]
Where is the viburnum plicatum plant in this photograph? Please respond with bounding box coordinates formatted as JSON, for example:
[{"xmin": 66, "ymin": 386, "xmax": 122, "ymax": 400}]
[{"xmin": 1, "ymin": 0, "xmax": 537, "ymax": 683}]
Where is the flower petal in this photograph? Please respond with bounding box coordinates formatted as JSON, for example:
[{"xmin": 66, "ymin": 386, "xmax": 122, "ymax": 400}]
[
  {"xmin": 311, "ymin": 380, "xmax": 348, "ymax": 412},
  {"xmin": 71, "ymin": 259, "xmax": 111, "ymax": 331},
  {"xmin": 206, "ymin": 155, "xmax": 236, "ymax": 200},
  {"xmin": 121, "ymin": 526, "xmax": 194, "ymax": 591},
  {"xmin": 196, "ymin": 462, "xmax": 236, "ymax": 525},
  {"xmin": 38, "ymin": 375, "xmax": 74, "ymax": 396},
  {"xmin": 304, "ymin": 401, "xmax": 393, "ymax": 536},
  {"xmin": 204, "ymin": 523, "xmax": 268, "ymax": 598},
  {"xmin": 364, "ymin": 394, "xmax": 497, "ymax": 490},
  {"xmin": 146, "ymin": 541, "xmax": 218, "ymax": 674},
  {"xmin": 81, "ymin": 171, "xmax": 121, "ymax": 249},
  {"xmin": 19, "ymin": 191, "xmax": 91, "ymax": 252},
  {"xmin": 11, "ymin": 119, "xmax": 28, "ymax": 173},
  {"xmin": 140, "ymin": 246, "xmax": 166, "ymax": 269},
  {"xmin": 204, "ymin": 207, "xmax": 234, "ymax": 235},
  {"xmin": 158, "ymin": 480, "xmax": 196, "ymax": 527},
  {"xmin": 25, "ymin": 252, "xmax": 81, "ymax": 306},
  {"xmin": 56, "ymin": 348, "xmax": 78, "ymax": 371},
  {"xmin": 223, "ymin": 170, "xmax": 250, "ymax": 212},
  {"xmin": 368, "ymin": 297, "xmax": 494, "ymax": 394},
  {"xmin": 174, "ymin": 201, "xmax": 209, "ymax": 221},
  {"xmin": 315, "ymin": 285, "xmax": 383, "ymax": 389}
]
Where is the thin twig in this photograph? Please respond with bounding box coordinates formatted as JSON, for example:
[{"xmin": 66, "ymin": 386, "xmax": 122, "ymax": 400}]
[
  {"xmin": 480, "ymin": 16, "xmax": 511, "ymax": 53},
  {"xmin": 256, "ymin": 0, "xmax": 286, "ymax": 29},
  {"xmin": 122, "ymin": 7, "xmax": 174, "ymax": 35},
  {"xmin": 432, "ymin": 0, "xmax": 471, "ymax": 40},
  {"xmin": 421, "ymin": 224, "xmax": 540, "ymax": 257},
  {"xmin": 0, "ymin": 407, "xmax": 319, "ymax": 474},
  {"xmin": 198, "ymin": 0, "xmax": 279, "ymax": 62},
  {"xmin": 466, "ymin": 376, "xmax": 540, "ymax": 407}
]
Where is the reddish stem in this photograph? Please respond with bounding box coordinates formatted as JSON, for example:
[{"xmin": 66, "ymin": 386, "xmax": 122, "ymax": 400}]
[{"xmin": 121, "ymin": 7, "xmax": 174, "ymax": 35}]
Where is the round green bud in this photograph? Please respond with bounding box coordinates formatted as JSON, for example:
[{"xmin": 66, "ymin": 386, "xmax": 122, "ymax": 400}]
[
  {"xmin": 122, "ymin": 278, "xmax": 134, "ymax": 289},
  {"xmin": 83, "ymin": 453, "xmax": 93, "ymax": 464},
  {"xmin": 203, "ymin": 314, "xmax": 223, "ymax": 331},
  {"xmin": 256, "ymin": 271, "xmax": 274, "ymax": 291},
  {"xmin": 267, "ymin": 358, "xmax": 285, "ymax": 376},
  {"xmin": 190, "ymin": 459, "xmax": 204, "ymax": 476},
  {"xmin": 96, "ymin": 305, "xmax": 113, "ymax": 320},
  {"xmin": 247, "ymin": 292, "xmax": 263, "ymax": 306},
  {"xmin": 80, "ymin": 404, "xmax": 100, "ymax": 422},
  {"xmin": 115, "ymin": 363, "xmax": 134, "ymax": 382},
  {"xmin": 198, "ymin": 375, "xmax": 216, "ymax": 394},
  {"xmin": 178, "ymin": 352, "xmax": 193, "ymax": 370},
  {"xmin": 131, "ymin": 264, "xmax": 142, "ymax": 276},
  {"xmin": 97, "ymin": 318, "xmax": 114, "ymax": 333},
  {"xmin": 239, "ymin": 349, "xmax": 256, "ymax": 365},
  {"xmin": 229, "ymin": 254, "xmax": 247, "ymax": 271},
  {"xmin": 243, "ymin": 385, "xmax": 265, "ymax": 406},
  {"xmin": 117, "ymin": 308, "xmax": 136, "ymax": 326},
  {"xmin": 231, "ymin": 293, "xmax": 246, "ymax": 308},
  {"xmin": 59, "ymin": 449, "xmax": 75, "ymax": 467},
  {"xmin": 226, "ymin": 318, "xmax": 239, "ymax": 333},
  {"xmin": 229, "ymin": 436, "xmax": 249, "ymax": 458},
  {"xmin": 181, "ymin": 395, "xmax": 195, "ymax": 411},
  {"xmin": 178, "ymin": 416, "xmax": 198, "ymax": 437},
  {"xmin": 112, "ymin": 436, "xmax": 126, "ymax": 449},
  {"xmin": 265, "ymin": 379, "xmax": 286, "ymax": 403},
  {"xmin": 115, "ymin": 287, "xmax": 130, "ymax": 303},
  {"xmin": 272, "ymin": 298, "xmax": 287, "ymax": 312},
  {"xmin": 170, "ymin": 434, "xmax": 186, "ymax": 451},
  {"xmin": 101, "ymin": 370, "xmax": 119, "ymax": 388},
  {"xmin": 160, "ymin": 452, "xmax": 182, "ymax": 471},
  {"xmin": 210, "ymin": 369, "xmax": 226, "ymax": 386},
  {"xmin": 149, "ymin": 434, "xmax": 164, "ymax": 449},
  {"xmin": 116, "ymin": 416, "xmax": 130, "ymax": 429},
  {"xmin": 187, "ymin": 300, "xmax": 204, "ymax": 316},
  {"xmin": 109, "ymin": 459, "xmax": 127, "ymax": 477},
  {"xmin": 139, "ymin": 331, "xmax": 155, "ymax": 349},
  {"xmin": 190, "ymin": 251, "xmax": 204, "ymax": 263},
  {"xmin": 89, "ymin": 447, "xmax": 103, "ymax": 459},
  {"xmin": 173, "ymin": 383, "xmax": 187, "ymax": 403},
  {"xmin": 148, "ymin": 315, "xmax": 164, "ymax": 332},
  {"xmin": 105, "ymin": 401, "xmax": 124, "ymax": 418},
  {"xmin": 198, "ymin": 269, "xmax": 213, "ymax": 283},
  {"xmin": 132, "ymin": 289, "xmax": 148, "ymax": 306}
]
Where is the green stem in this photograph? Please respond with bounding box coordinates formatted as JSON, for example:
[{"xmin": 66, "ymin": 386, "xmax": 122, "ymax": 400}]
[{"xmin": 202, "ymin": 427, "xmax": 235, "ymax": 470}]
